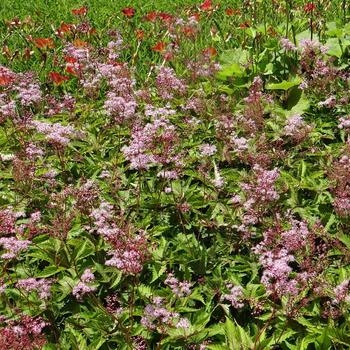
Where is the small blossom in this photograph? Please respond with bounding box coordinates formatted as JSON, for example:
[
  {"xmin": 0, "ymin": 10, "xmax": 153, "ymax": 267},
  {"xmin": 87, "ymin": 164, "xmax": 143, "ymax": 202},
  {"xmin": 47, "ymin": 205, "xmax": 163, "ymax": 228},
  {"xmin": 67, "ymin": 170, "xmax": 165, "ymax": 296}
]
[
  {"xmin": 16, "ymin": 278, "xmax": 52, "ymax": 299},
  {"xmin": 199, "ymin": 143, "xmax": 217, "ymax": 157},
  {"xmin": 176, "ymin": 318, "xmax": 190, "ymax": 329},
  {"xmin": 220, "ymin": 284, "xmax": 244, "ymax": 308},
  {"xmin": 0, "ymin": 237, "xmax": 31, "ymax": 259},
  {"xmin": 72, "ymin": 269, "xmax": 96, "ymax": 300},
  {"xmin": 333, "ymin": 280, "xmax": 350, "ymax": 304},
  {"xmin": 280, "ymin": 38, "xmax": 297, "ymax": 51}
]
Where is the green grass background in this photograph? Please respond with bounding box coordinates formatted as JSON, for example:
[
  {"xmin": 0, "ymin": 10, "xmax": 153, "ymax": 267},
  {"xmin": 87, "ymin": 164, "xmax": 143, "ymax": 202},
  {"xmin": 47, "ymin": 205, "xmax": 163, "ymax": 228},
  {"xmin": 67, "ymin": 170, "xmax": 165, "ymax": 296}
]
[{"xmin": 0, "ymin": 0, "xmax": 236, "ymax": 26}]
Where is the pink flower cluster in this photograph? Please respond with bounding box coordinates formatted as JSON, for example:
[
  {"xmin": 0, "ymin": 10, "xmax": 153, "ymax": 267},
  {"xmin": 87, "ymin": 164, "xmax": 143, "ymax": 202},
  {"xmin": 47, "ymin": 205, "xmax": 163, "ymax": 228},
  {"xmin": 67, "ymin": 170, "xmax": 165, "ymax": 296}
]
[
  {"xmin": 104, "ymin": 92, "xmax": 137, "ymax": 122},
  {"xmin": 156, "ymin": 67, "xmax": 187, "ymax": 99},
  {"xmin": 259, "ymin": 248, "xmax": 298, "ymax": 296},
  {"xmin": 298, "ymin": 39, "xmax": 340, "ymax": 93},
  {"xmin": 46, "ymin": 94, "xmax": 76, "ymax": 116},
  {"xmin": 105, "ymin": 293, "xmax": 123, "ymax": 315},
  {"xmin": 333, "ymin": 280, "xmax": 350, "ymax": 304},
  {"xmin": 199, "ymin": 143, "xmax": 217, "ymax": 157},
  {"xmin": 283, "ymin": 114, "xmax": 311, "ymax": 142},
  {"xmin": 0, "ymin": 315, "xmax": 47, "ymax": 350},
  {"xmin": 0, "ymin": 237, "xmax": 31, "ymax": 259},
  {"xmin": 122, "ymin": 117, "xmax": 180, "ymax": 170},
  {"xmin": 338, "ymin": 115, "xmax": 350, "ymax": 131},
  {"xmin": 91, "ymin": 202, "xmax": 149, "ymax": 274},
  {"xmin": 0, "ymin": 98, "xmax": 16, "ymax": 120},
  {"xmin": 16, "ymin": 278, "xmax": 52, "ymax": 299},
  {"xmin": 231, "ymin": 133, "xmax": 249, "ymax": 153},
  {"xmin": 241, "ymin": 165, "xmax": 280, "ymax": 206},
  {"xmin": 164, "ymin": 273, "xmax": 192, "ymax": 297},
  {"xmin": 15, "ymin": 73, "xmax": 42, "ymax": 106},
  {"xmin": 0, "ymin": 209, "xmax": 17, "ymax": 235},
  {"xmin": 90, "ymin": 201, "xmax": 122, "ymax": 239},
  {"xmin": 72, "ymin": 269, "xmax": 96, "ymax": 300},
  {"xmin": 240, "ymin": 76, "xmax": 268, "ymax": 134},
  {"xmin": 141, "ymin": 297, "xmax": 190, "ymax": 331},
  {"xmin": 105, "ymin": 231, "xmax": 149, "ymax": 274},
  {"xmin": 280, "ymin": 38, "xmax": 296, "ymax": 51},
  {"xmin": 220, "ymin": 284, "xmax": 244, "ymax": 308},
  {"xmin": 32, "ymin": 120, "xmax": 78, "ymax": 146},
  {"xmin": 253, "ymin": 218, "xmax": 314, "ymax": 298},
  {"xmin": 329, "ymin": 154, "xmax": 350, "ymax": 217},
  {"xmin": 187, "ymin": 52, "xmax": 221, "ymax": 79}
]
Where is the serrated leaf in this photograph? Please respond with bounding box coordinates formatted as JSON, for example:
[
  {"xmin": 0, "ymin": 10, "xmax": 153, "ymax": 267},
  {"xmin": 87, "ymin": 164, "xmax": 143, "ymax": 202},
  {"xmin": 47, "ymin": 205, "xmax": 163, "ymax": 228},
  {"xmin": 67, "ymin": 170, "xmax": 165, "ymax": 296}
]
[
  {"xmin": 266, "ymin": 77, "xmax": 302, "ymax": 91},
  {"xmin": 36, "ymin": 265, "xmax": 66, "ymax": 278}
]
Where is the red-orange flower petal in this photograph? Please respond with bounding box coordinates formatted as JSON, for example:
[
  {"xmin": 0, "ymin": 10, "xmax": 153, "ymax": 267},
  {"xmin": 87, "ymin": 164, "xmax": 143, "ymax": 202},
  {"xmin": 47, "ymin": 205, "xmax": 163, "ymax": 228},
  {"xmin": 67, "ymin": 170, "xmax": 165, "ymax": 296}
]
[
  {"xmin": 72, "ymin": 39, "xmax": 88, "ymax": 48},
  {"xmin": 304, "ymin": 2, "xmax": 316, "ymax": 13},
  {"xmin": 158, "ymin": 12, "xmax": 173, "ymax": 22},
  {"xmin": 122, "ymin": 7, "xmax": 135, "ymax": 18},
  {"xmin": 151, "ymin": 41, "xmax": 166, "ymax": 52},
  {"xmin": 0, "ymin": 75, "xmax": 14, "ymax": 87},
  {"xmin": 203, "ymin": 47, "xmax": 217, "ymax": 57},
  {"xmin": 144, "ymin": 11, "xmax": 158, "ymax": 22},
  {"xmin": 33, "ymin": 38, "xmax": 55, "ymax": 49},
  {"xmin": 200, "ymin": 0, "xmax": 212, "ymax": 11},
  {"xmin": 72, "ymin": 6, "xmax": 88, "ymax": 16},
  {"xmin": 49, "ymin": 72, "xmax": 69, "ymax": 85},
  {"xmin": 135, "ymin": 30, "xmax": 145, "ymax": 40}
]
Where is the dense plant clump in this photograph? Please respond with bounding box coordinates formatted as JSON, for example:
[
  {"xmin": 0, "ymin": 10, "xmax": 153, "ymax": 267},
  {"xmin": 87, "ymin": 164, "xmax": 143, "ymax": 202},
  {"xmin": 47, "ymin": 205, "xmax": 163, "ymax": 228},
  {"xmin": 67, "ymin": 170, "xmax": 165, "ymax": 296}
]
[{"xmin": 0, "ymin": 0, "xmax": 349, "ymax": 349}]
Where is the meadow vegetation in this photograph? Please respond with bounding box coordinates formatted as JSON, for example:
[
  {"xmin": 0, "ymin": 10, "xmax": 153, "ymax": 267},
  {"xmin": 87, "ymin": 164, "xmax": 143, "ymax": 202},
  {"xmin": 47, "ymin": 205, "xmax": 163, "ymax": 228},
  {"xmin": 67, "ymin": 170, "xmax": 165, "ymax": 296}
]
[{"xmin": 0, "ymin": 0, "xmax": 349, "ymax": 349}]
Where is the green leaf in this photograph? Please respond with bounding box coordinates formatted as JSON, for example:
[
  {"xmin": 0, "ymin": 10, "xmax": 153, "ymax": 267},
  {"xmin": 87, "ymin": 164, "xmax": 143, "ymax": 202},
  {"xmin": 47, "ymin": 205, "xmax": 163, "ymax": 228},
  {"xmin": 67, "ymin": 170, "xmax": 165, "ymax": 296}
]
[
  {"xmin": 217, "ymin": 48, "xmax": 250, "ymax": 79},
  {"xmin": 74, "ymin": 238, "xmax": 95, "ymax": 262},
  {"xmin": 325, "ymin": 38, "xmax": 342, "ymax": 58},
  {"xmin": 224, "ymin": 317, "xmax": 254, "ymax": 350},
  {"xmin": 266, "ymin": 77, "xmax": 302, "ymax": 91},
  {"xmin": 285, "ymin": 93, "xmax": 310, "ymax": 116},
  {"xmin": 150, "ymin": 263, "xmax": 166, "ymax": 283},
  {"xmin": 36, "ymin": 265, "xmax": 66, "ymax": 278}
]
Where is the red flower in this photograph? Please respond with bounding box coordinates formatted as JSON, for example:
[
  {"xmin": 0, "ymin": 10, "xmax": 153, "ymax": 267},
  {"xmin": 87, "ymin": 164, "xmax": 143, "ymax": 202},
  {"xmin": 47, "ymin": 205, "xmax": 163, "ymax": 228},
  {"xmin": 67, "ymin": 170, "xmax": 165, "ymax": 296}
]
[
  {"xmin": 65, "ymin": 65, "xmax": 79, "ymax": 76},
  {"xmin": 33, "ymin": 38, "xmax": 55, "ymax": 49},
  {"xmin": 64, "ymin": 56, "xmax": 77, "ymax": 64},
  {"xmin": 72, "ymin": 39, "xmax": 88, "ymax": 48},
  {"xmin": 49, "ymin": 72, "xmax": 69, "ymax": 85},
  {"xmin": 304, "ymin": 2, "xmax": 316, "ymax": 13},
  {"xmin": 225, "ymin": 8, "xmax": 240, "ymax": 16},
  {"xmin": 158, "ymin": 12, "xmax": 173, "ymax": 22},
  {"xmin": 239, "ymin": 21, "xmax": 250, "ymax": 29},
  {"xmin": 200, "ymin": 0, "xmax": 212, "ymax": 11},
  {"xmin": 203, "ymin": 47, "xmax": 217, "ymax": 57},
  {"xmin": 164, "ymin": 51, "xmax": 173, "ymax": 61},
  {"xmin": 122, "ymin": 7, "xmax": 135, "ymax": 18},
  {"xmin": 56, "ymin": 22, "xmax": 74, "ymax": 38},
  {"xmin": 152, "ymin": 41, "xmax": 166, "ymax": 52},
  {"xmin": 191, "ymin": 12, "xmax": 201, "ymax": 21},
  {"xmin": 72, "ymin": 6, "xmax": 88, "ymax": 16},
  {"xmin": 59, "ymin": 22, "xmax": 73, "ymax": 33},
  {"xmin": 0, "ymin": 74, "xmax": 14, "ymax": 87},
  {"xmin": 135, "ymin": 30, "xmax": 145, "ymax": 40},
  {"xmin": 144, "ymin": 11, "xmax": 158, "ymax": 22},
  {"xmin": 182, "ymin": 26, "xmax": 196, "ymax": 37}
]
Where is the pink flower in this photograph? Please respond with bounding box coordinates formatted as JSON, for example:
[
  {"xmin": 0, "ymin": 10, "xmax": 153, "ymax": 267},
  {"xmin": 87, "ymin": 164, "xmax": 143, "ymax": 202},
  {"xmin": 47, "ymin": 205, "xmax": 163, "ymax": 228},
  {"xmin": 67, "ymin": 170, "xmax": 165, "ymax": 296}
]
[
  {"xmin": 72, "ymin": 269, "xmax": 96, "ymax": 300},
  {"xmin": 280, "ymin": 38, "xmax": 297, "ymax": 51},
  {"xmin": 220, "ymin": 284, "xmax": 244, "ymax": 308},
  {"xmin": 176, "ymin": 318, "xmax": 190, "ymax": 329},
  {"xmin": 16, "ymin": 278, "xmax": 52, "ymax": 299},
  {"xmin": 0, "ymin": 315, "xmax": 47, "ymax": 350},
  {"xmin": 165, "ymin": 273, "xmax": 192, "ymax": 297},
  {"xmin": 32, "ymin": 120, "xmax": 78, "ymax": 146},
  {"xmin": 199, "ymin": 143, "xmax": 217, "ymax": 157},
  {"xmin": 155, "ymin": 67, "xmax": 187, "ymax": 99},
  {"xmin": 333, "ymin": 280, "xmax": 350, "ymax": 304},
  {"xmin": 0, "ymin": 237, "xmax": 31, "ymax": 259}
]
